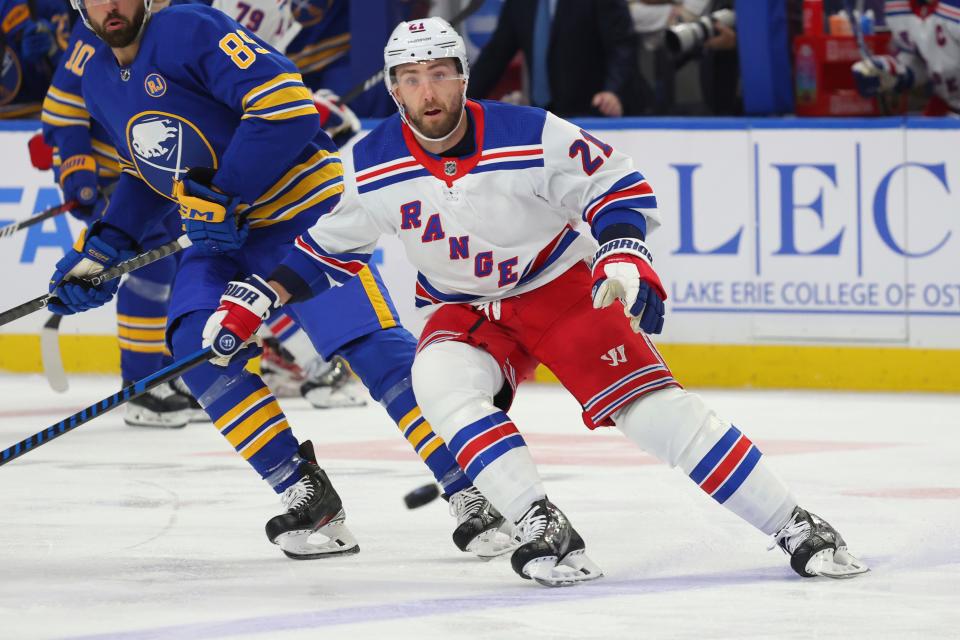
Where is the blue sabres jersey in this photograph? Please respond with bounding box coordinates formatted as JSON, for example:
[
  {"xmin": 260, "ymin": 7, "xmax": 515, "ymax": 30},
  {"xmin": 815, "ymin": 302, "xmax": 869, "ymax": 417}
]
[
  {"xmin": 41, "ymin": 20, "xmax": 120, "ymax": 186},
  {"xmin": 285, "ymin": 0, "xmax": 347, "ymax": 76},
  {"xmin": 81, "ymin": 4, "xmax": 342, "ymax": 242},
  {"xmin": 0, "ymin": 0, "xmax": 71, "ymax": 117}
]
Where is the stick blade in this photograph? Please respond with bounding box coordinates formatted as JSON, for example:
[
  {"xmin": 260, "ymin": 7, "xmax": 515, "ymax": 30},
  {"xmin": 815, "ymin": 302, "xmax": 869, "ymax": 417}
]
[{"xmin": 40, "ymin": 314, "xmax": 69, "ymax": 393}]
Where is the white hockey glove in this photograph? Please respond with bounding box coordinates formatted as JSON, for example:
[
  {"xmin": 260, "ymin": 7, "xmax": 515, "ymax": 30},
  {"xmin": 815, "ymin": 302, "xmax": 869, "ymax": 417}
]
[
  {"xmin": 591, "ymin": 238, "xmax": 667, "ymax": 335},
  {"xmin": 313, "ymin": 89, "xmax": 361, "ymax": 147},
  {"xmin": 851, "ymin": 55, "xmax": 913, "ymax": 97},
  {"xmin": 202, "ymin": 275, "xmax": 280, "ymax": 366}
]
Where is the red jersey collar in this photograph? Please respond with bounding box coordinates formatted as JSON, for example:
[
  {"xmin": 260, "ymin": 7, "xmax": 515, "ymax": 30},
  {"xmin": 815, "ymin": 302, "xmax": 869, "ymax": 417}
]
[
  {"xmin": 911, "ymin": 0, "xmax": 938, "ymax": 18},
  {"xmin": 401, "ymin": 100, "xmax": 485, "ymax": 187}
]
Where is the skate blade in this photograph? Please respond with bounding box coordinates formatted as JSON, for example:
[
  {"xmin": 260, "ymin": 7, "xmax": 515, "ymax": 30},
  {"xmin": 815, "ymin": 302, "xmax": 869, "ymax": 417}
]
[
  {"xmin": 466, "ymin": 529, "xmax": 520, "ymax": 560},
  {"xmin": 124, "ymin": 410, "xmax": 189, "ymax": 429},
  {"xmin": 805, "ymin": 547, "xmax": 870, "ymax": 578},
  {"xmin": 304, "ymin": 388, "xmax": 368, "ymax": 409},
  {"xmin": 275, "ymin": 519, "xmax": 360, "ymax": 560},
  {"xmin": 525, "ymin": 550, "xmax": 604, "ymax": 587},
  {"xmin": 187, "ymin": 409, "xmax": 211, "ymax": 423}
]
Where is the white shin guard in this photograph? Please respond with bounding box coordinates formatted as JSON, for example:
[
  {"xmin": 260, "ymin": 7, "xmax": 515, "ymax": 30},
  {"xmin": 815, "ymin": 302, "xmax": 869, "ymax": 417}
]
[
  {"xmin": 614, "ymin": 387, "xmax": 796, "ymax": 535},
  {"xmin": 412, "ymin": 341, "xmax": 545, "ymax": 523}
]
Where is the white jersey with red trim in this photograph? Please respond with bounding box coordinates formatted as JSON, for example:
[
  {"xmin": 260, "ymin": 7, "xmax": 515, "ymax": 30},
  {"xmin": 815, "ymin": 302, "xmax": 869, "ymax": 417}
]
[
  {"xmin": 211, "ymin": 0, "xmax": 301, "ymax": 53},
  {"xmin": 885, "ymin": 0, "xmax": 960, "ymax": 112},
  {"xmin": 293, "ymin": 100, "xmax": 660, "ymax": 310}
]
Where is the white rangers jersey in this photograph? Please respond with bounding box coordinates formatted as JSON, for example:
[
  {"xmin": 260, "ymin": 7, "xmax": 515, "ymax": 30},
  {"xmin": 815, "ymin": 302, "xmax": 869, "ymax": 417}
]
[
  {"xmin": 885, "ymin": 0, "xmax": 960, "ymax": 112},
  {"xmin": 286, "ymin": 100, "xmax": 660, "ymax": 310},
  {"xmin": 211, "ymin": 0, "xmax": 301, "ymax": 52}
]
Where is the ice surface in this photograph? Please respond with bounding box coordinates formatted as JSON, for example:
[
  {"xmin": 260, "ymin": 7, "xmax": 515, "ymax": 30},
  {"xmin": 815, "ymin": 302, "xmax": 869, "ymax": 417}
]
[{"xmin": 1, "ymin": 375, "xmax": 958, "ymax": 639}]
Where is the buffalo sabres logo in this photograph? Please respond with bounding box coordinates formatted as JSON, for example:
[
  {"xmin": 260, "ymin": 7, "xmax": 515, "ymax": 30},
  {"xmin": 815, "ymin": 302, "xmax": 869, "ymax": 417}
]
[
  {"xmin": 444, "ymin": 160, "xmax": 457, "ymax": 176},
  {"xmin": 144, "ymin": 73, "xmax": 167, "ymax": 98},
  {"xmin": 126, "ymin": 111, "xmax": 217, "ymax": 200},
  {"xmin": 0, "ymin": 46, "xmax": 23, "ymax": 106},
  {"xmin": 290, "ymin": 0, "xmax": 328, "ymax": 27}
]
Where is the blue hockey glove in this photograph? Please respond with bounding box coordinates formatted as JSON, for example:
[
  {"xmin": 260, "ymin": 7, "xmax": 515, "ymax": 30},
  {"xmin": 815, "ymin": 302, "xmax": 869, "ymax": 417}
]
[
  {"xmin": 174, "ymin": 167, "xmax": 248, "ymax": 254},
  {"xmin": 202, "ymin": 275, "xmax": 280, "ymax": 366},
  {"xmin": 591, "ymin": 238, "xmax": 667, "ymax": 335},
  {"xmin": 21, "ymin": 20, "xmax": 56, "ymax": 64},
  {"xmin": 48, "ymin": 223, "xmax": 136, "ymax": 315},
  {"xmin": 851, "ymin": 56, "xmax": 913, "ymax": 98},
  {"xmin": 59, "ymin": 154, "xmax": 99, "ymax": 220}
]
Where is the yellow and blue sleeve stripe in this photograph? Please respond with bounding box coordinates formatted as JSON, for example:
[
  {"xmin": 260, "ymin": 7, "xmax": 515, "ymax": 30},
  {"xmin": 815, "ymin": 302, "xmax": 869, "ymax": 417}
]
[
  {"xmin": 240, "ymin": 72, "xmax": 318, "ymax": 122},
  {"xmin": 244, "ymin": 148, "xmax": 343, "ymax": 228},
  {"xmin": 288, "ymin": 33, "xmax": 350, "ymax": 75},
  {"xmin": 41, "ymin": 86, "xmax": 91, "ymax": 128}
]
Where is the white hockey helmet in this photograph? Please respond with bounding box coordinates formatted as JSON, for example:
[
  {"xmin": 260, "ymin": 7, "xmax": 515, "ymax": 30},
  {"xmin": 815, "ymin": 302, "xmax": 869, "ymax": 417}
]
[
  {"xmin": 383, "ymin": 17, "xmax": 470, "ymax": 93},
  {"xmin": 71, "ymin": 0, "xmax": 154, "ymax": 37}
]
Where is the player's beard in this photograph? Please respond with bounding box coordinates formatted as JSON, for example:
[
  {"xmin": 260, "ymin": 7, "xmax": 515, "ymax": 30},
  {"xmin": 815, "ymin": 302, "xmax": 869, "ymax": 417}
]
[
  {"xmin": 91, "ymin": 5, "xmax": 146, "ymax": 49},
  {"xmin": 406, "ymin": 94, "xmax": 463, "ymax": 140}
]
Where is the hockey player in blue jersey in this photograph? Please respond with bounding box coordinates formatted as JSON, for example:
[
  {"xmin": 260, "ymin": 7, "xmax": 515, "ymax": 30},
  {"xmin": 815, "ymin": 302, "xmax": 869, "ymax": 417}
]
[
  {"xmin": 40, "ymin": 14, "xmax": 198, "ymax": 427},
  {"xmin": 48, "ymin": 0, "xmax": 511, "ymax": 559}
]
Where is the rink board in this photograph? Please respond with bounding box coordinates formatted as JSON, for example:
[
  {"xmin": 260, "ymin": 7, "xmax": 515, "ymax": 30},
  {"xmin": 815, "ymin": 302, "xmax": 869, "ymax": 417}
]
[{"xmin": 1, "ymin": 117, "xmax": 958, "ymax": 390}]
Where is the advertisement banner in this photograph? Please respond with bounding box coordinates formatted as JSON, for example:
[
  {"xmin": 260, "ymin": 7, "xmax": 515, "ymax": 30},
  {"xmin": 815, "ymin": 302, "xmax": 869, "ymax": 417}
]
[{"xmin": 2, "ymin": 117, "xmax": 959, "ymax": 385}]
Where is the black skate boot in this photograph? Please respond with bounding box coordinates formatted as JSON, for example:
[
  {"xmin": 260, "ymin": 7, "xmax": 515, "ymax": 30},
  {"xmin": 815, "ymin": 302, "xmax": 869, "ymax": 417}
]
[
  {"xmin": 773, "ymin": 506, "xmax": 868, "ymax": 578},
  {"xmin": 265, "ymin": 440, "xmax": 359, "ymax": 559},
  {"xmin": 171, "ymin": 377, "xmax": 209, "ymax": 423},
  {"xmin": 448, "ymin": 486, "xmax": 518, "ymax": 559},
  {"xmin": 510, "ymin": 498, "xmax": 603, "ymax": 587},
  {"xmin": 300, "ymin": 356, "xmax": 367, "ymax": 409},
  {"xmin": 124, "ymin": 380, "xmax": 191, "ymax": 428}
]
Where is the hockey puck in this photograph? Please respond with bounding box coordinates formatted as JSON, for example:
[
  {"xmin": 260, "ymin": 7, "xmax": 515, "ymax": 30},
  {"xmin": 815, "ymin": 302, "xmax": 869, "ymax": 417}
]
[{"xmin": 404, "ymin": 483, "xmax": 440, "ymax": 509}]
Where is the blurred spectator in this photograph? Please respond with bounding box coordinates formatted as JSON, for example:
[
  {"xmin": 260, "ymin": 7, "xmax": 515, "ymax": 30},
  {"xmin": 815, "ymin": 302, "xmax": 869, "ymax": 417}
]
[
  {"xmin": 467, "ymin": 0, "xmax": 648, "ymax": 117},
  {"xmin": 1, "ymin": 0, "xmax": 71, "ymax": 118},
  {"xmin": 632, "ymin": 0, "xmax": 740, "ymax": 115},
  {"xmin": 284, "ymin": 0, "xmax": 417, "ymax": 118}
]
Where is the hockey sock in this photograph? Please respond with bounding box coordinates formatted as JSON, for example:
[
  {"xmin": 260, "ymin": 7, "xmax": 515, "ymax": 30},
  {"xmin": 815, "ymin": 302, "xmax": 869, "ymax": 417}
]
[
  {"xmin": 615, "ymin": 387, "xmax": 796, "ymax": 534},
  {"xmin": 171, "ymin": 311, "xmax": 303, "ymax": 492},
  {"xmin": 339, "ymin": 327, "xmax": 470, "ymax": 496},
  {"xmin": 116, "ymin": 253, "xmax": 176, "ymax": 380},
  {"xmin": 444, "ymin": 411, "xmax": 545, "ymax": 523},
  {"xmin": 413, "ymin": 341, "xmax": 546, "ymax": 523}
]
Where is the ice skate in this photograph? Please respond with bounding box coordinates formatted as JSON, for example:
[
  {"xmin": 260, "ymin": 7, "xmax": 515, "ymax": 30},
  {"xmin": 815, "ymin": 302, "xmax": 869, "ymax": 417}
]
[
  {"xmin": 772, "ymin": 506, "xmax": 869, "ymax": 578},
  {"xmin": 510, "ymin": 499, "xmax": 603, "ymax": 587},
  {"xmin": 448, "ymin": 486, "xmax": 519, "ymax": 559},
  {"xmin": 265, "ymin": 440, "xmax": 359, "ymax": 559},
  {"xmin": 124, "ymin": 380, "xmax": 191, "ymax": 428},
  {"xmin": 171, "ymin": 377, "xmax": 209, "ymax": 423},
  {"xmin": 300, "ymin": 356, "xmax": 367, "ymax": 409}
]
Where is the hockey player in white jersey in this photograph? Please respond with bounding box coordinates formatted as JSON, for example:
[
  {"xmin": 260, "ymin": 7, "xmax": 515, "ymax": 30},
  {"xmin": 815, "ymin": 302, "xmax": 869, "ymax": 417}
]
[
  {"xmin": 853, "ymin": 0, "xmax": 960, "ymax": 114},
  {"xmin": 201, "ymin": 18, "xmax": 869, "ymax": 586}
]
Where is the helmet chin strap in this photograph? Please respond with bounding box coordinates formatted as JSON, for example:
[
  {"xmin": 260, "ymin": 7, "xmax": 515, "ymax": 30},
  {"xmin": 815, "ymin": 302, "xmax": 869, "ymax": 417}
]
[{"xmin": 392, "ymin": 87, "xmax": 468, "ymax": 145}]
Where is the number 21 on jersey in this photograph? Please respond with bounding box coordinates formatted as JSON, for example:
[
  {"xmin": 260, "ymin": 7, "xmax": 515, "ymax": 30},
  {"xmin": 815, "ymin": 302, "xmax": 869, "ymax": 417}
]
[{"xmin": 569, "ymin": 129, "xmax": 613, "ymax": 176}]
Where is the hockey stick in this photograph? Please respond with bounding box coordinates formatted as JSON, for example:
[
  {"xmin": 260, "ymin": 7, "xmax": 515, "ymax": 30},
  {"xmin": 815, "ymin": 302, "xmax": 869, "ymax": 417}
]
[
  {"xmin": 844, "ymin": 0, "xmax": 891, "ymax": 115},
  {"xmin": 40, "ymin": 314, "xmax": 68, "ymax": 393},
  {"xmin": 0, "ymin": 200, "xmax": 78, "ymax": 239},
  {"xmin": 0, "ymin": 234, "xmax": 192, "ymax": 328},
  {"xmin": 0, "ymin": 346, "xmax": 218, "ymax": 467},
  {"xmin": 340, "ymin": 0, "xmax": 485, "ymax": 105}
]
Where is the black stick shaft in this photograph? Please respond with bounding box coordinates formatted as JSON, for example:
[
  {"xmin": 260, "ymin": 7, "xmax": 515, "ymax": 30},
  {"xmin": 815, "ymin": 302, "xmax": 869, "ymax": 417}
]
[
  {"xmin": 0, "ymin": 200, "xmax": 77, "ymax": 239},
  {"xmin": 0, "ymin": 347, "xmax": 214, "ymax": 467},
  {"xmin": 0, "ymin": 235, "xmax": 190, "ymax": 327}
]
